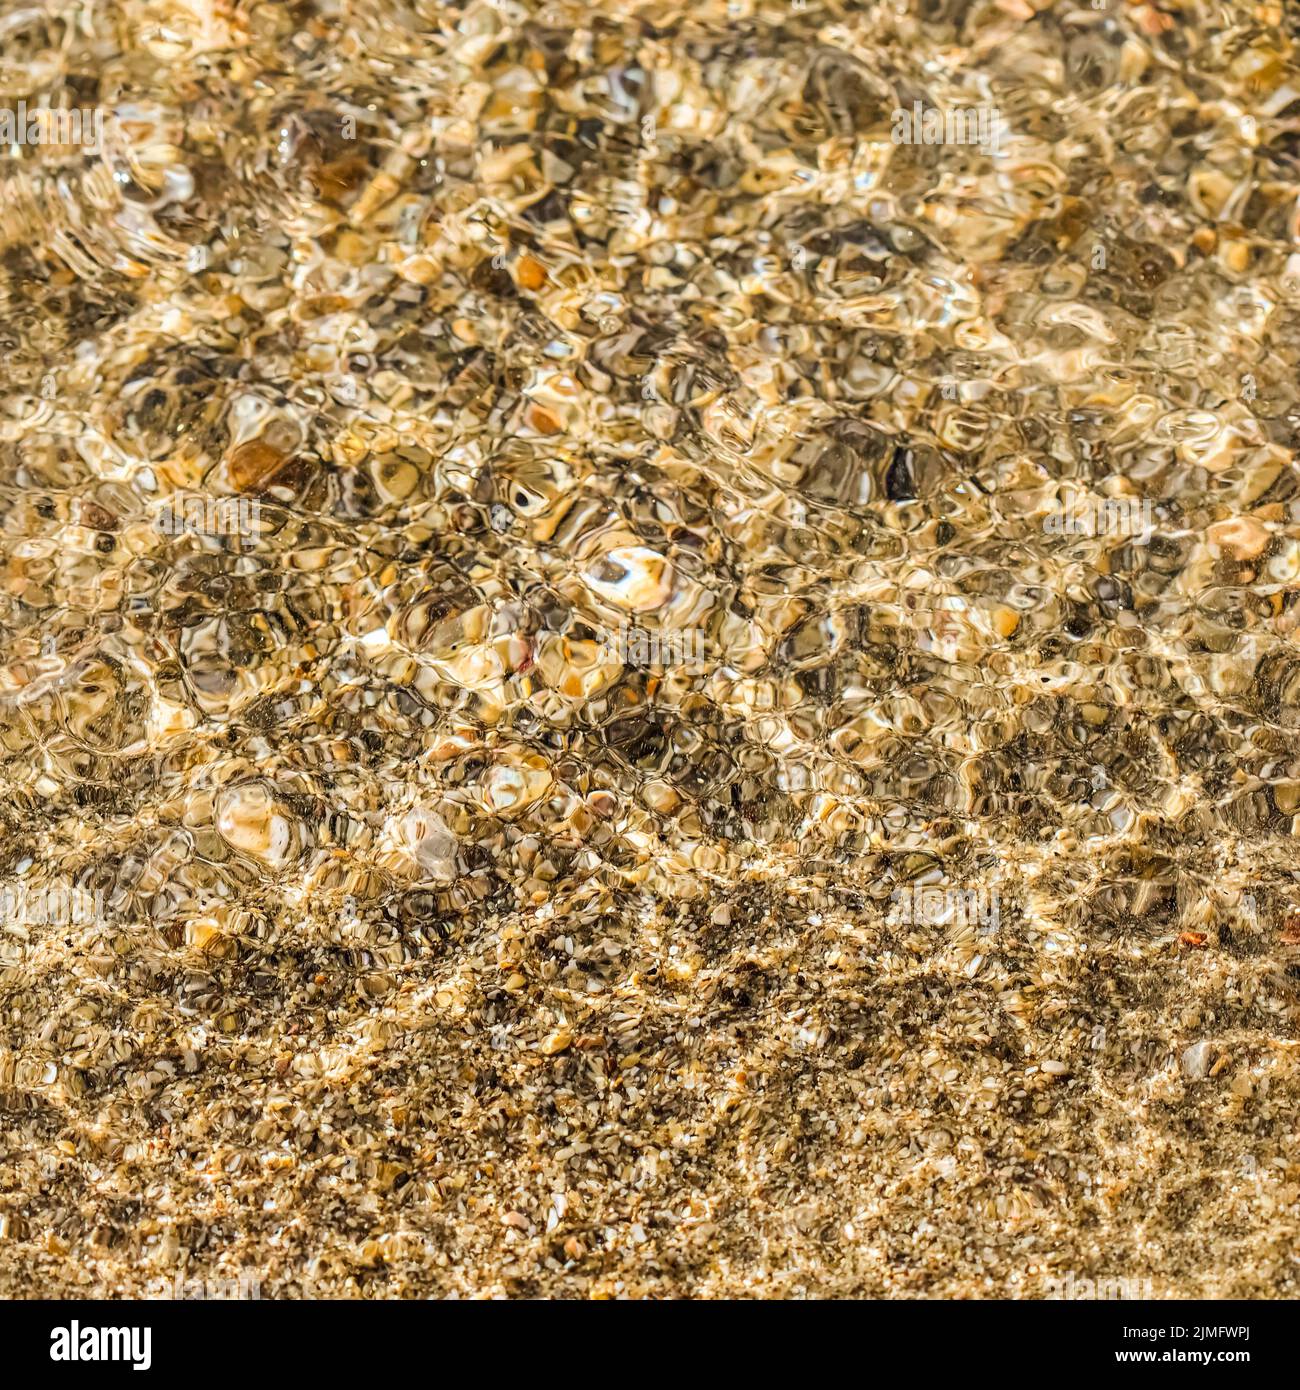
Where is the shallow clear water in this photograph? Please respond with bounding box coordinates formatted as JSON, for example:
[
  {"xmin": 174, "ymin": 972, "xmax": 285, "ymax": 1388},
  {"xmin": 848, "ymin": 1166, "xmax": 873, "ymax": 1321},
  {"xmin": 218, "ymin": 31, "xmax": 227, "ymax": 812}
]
[{"xmin": 1, "ymin": 0, "xmax": 1298, "ymax": 1299}]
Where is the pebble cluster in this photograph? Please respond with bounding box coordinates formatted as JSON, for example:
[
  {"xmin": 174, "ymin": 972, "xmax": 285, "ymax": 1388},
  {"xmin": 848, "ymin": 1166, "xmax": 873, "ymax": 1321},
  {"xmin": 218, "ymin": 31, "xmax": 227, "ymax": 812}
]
[{"xmin": 2, "ymin": 0, "xmax": 1300, "ymax": 1298}]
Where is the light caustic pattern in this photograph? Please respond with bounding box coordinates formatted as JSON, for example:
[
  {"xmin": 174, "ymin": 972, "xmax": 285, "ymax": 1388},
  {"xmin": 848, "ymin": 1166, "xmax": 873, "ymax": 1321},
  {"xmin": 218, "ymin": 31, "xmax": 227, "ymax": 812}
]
[{"xmin": 0, "ymin": 0, "xmax": 1299, "ymax": 1299}]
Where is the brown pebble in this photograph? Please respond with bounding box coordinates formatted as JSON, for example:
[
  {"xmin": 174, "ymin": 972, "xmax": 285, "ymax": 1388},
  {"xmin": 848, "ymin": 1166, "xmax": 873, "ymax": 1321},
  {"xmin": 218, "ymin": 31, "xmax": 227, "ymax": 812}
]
[
  {"xmin": 524, "ymin": 402, "xmax": 563, "ymax": 435},
  {"xmin": 1207, "ymin": 516, "xmax": 1270, "ymax": 560},
  {"xmin": 516, "ymin": 254, "xmax": 548, "ymax": 291},
  {"xmin": 229, "ymin": 439, "xmax": 290, "ymax": 492}
]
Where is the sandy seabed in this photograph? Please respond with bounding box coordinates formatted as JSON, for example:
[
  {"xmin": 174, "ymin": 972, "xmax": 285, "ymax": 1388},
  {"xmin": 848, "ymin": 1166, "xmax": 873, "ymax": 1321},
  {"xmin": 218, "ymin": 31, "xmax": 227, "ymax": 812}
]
[{"xmin": 2, "ymin": 0, "xmax": 1300, "ymax": 1300}]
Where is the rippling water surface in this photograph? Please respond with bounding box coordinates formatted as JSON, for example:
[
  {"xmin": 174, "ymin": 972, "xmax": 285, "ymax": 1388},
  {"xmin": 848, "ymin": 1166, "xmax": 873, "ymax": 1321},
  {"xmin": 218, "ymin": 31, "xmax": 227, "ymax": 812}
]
[{"xmin": 2, "ymin": 0, "xmax": 1299, "ymax": 1298}]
